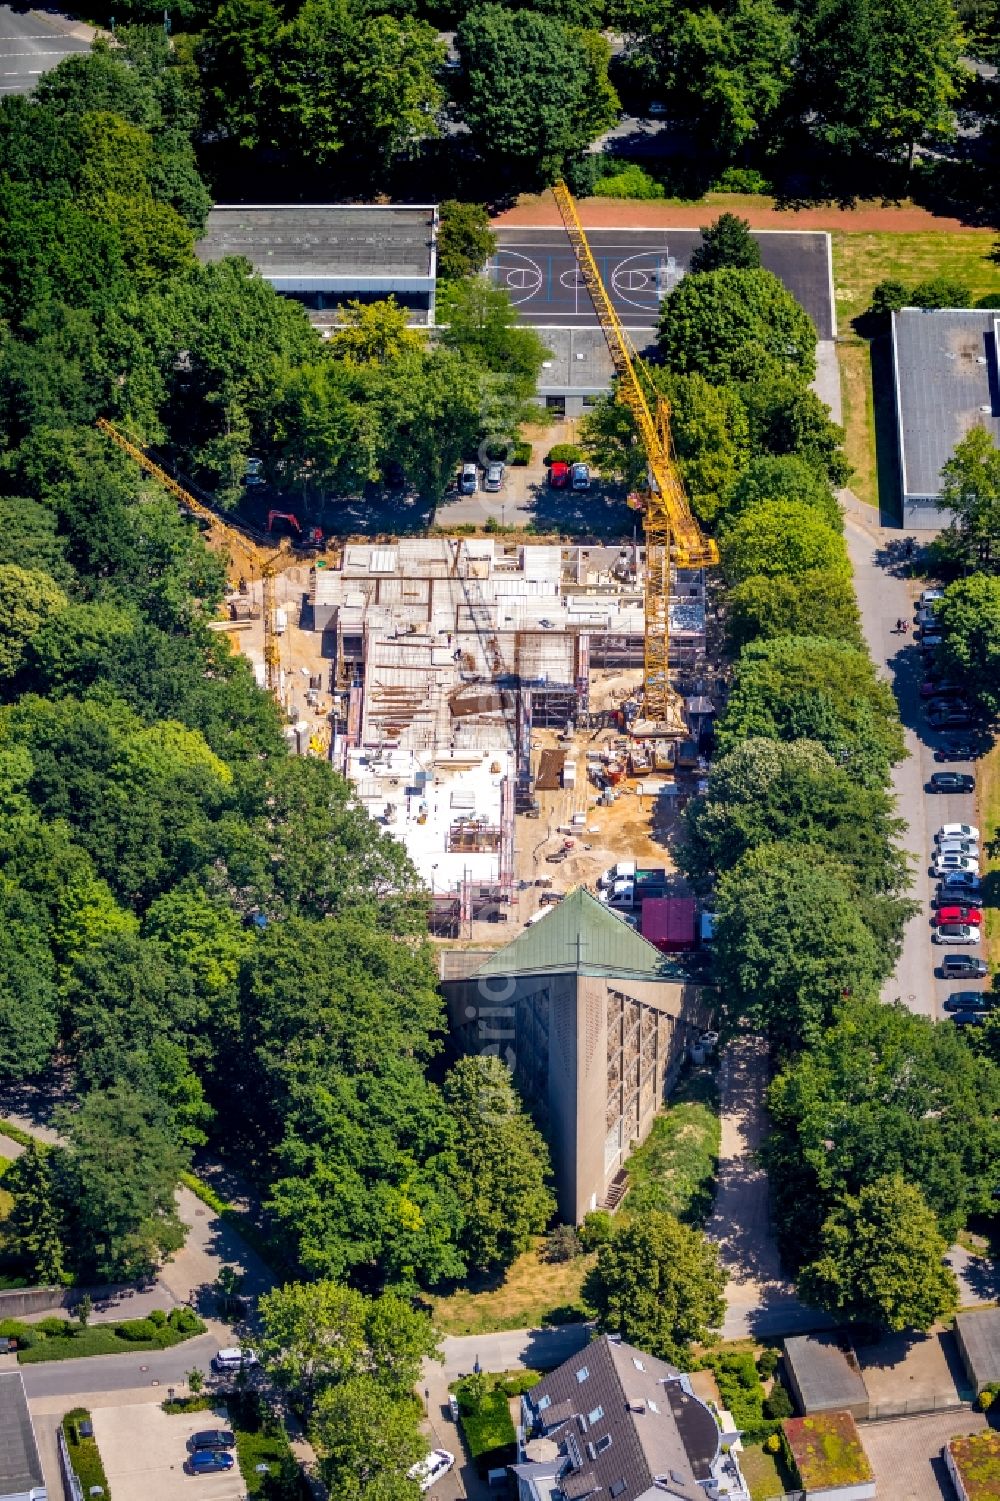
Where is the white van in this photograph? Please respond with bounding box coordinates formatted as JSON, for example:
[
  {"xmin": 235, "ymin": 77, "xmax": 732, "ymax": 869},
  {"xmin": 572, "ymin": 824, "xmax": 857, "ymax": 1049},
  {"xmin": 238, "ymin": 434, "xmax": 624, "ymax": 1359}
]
[{"xmin": 212, "ymin": 1347, "xmax": 259, "ymax": 1372}]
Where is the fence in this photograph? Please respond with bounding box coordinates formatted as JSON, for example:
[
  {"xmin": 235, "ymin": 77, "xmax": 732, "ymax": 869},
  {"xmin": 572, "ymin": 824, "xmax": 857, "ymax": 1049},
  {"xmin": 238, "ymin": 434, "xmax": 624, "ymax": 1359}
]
[
  {"xmin": 865, "ymin": 1393, "xmax": 968, "ymax": 1421},
  {"xmin": 56, "ymin": 1425, "xmax": 84, "ymax": 1501},
  {"xmin": 764, "ymin": 1491, "xmax": 804, "ymax": 1501}
]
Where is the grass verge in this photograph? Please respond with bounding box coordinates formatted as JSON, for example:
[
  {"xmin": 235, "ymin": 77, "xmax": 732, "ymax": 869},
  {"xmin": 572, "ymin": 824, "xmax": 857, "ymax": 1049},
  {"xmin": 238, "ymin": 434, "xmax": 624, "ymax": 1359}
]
[
  {"xmin": 2, "ymin": 1306, "xmax": 204, "ymax": 1362},
  {"xmin": 429, "ymin": 1240, "xmax": 593, "ymax": 1336},
  {"xmin": 837, "ymin": 340, "xmax": 877, "ymax": 509},
  {"xmin": 740, "ymin": 1440, "xmax": 795, "ymax": 1501},
  {"xmin": 0, "ymin": 1118, "xmax": 45, "ymax": 1150},
  {"xmin": 977, "ymin": 740, "xmax": 1000, "ymax": 973},
  {"xmin": 623, "ymin": 1063, "xmax": 720, "ymax": 1225},
  {"xmin": 452, "ymin": 1375, "xmax": 517, "ymax": 1460},
  {"xmin": 63, "ymin": 1408, "xmax": 111, "ymax": 1499}
]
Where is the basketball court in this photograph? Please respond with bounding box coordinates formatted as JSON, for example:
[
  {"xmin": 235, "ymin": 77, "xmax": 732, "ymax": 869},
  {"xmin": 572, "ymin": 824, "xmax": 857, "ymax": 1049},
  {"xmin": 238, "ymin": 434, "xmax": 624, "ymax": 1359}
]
[{"xmin": 490, "ymin": 226, "xmax": 835, "ymax": 339}]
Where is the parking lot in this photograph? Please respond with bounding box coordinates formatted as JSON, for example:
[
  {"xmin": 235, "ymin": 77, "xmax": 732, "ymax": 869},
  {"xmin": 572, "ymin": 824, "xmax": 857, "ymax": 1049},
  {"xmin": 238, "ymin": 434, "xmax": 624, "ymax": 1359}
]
[{"xmin": 92, "ymin": 1401, "xmax": 245, "ymax": 1501}]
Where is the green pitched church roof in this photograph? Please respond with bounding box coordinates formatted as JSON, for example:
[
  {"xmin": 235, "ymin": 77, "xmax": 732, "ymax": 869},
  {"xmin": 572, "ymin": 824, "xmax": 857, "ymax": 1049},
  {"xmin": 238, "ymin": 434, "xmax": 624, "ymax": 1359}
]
[{"xmin": 472, "ymin": 887, "xmax": 684, "ymax": 980}]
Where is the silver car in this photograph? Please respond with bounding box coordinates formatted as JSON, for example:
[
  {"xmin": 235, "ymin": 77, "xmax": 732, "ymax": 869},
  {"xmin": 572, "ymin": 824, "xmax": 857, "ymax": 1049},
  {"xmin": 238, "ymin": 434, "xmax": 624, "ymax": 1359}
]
[
  {"xmin": 483, "ymin": 462, "xmax": 504, "ymax": 492},
  {"xmin": 933, "ymin": 923, "xmax": 981, "ymax": 945}
]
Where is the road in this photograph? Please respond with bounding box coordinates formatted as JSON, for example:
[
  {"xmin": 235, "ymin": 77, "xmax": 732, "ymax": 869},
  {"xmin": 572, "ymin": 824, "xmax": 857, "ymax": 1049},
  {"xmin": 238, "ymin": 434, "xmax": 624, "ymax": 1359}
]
[
  {"xmin": 844, "ymin": 514, "xmax": 984, "ymax": 1019},
  {"xmin": 20, "ymin": 1333, "xmax": 224, "ymax": 1400},
  {"xmin": 0, "ymin": 7, "xmax": 93, "ymax": 93}
]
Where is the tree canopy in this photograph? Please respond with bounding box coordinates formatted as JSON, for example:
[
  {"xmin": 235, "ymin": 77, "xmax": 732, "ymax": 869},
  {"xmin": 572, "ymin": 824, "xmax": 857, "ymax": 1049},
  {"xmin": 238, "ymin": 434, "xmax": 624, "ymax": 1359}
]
[{"xmin": 658, "ymin": 269, "xmax": 818, "ymax": 387}]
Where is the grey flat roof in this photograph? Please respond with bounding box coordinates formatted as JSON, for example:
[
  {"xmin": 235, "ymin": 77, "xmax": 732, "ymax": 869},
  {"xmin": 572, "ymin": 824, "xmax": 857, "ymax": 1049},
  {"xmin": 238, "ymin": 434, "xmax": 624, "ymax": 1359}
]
[
  {"xmin": 534, "ymin": 326, "xmax": 655, "ymax": 395},
  {"xmin": 196, "ymin": 205, "xmax": 436, "ymax": 283},
  {"xmin": 784, "ymin": 1334, "xmax": 869, "ymax": 1413},
  {"xmin": 892, "ymin": 307, "xmax": 1000, "ymax": 501},
  {"xmin": 956, "ymin": 1307, "xmax": 1000, "ymax": 1388},
  {"xmin": 0, "ymin": 1371, "xmax": 44, "ymax": 1494}
]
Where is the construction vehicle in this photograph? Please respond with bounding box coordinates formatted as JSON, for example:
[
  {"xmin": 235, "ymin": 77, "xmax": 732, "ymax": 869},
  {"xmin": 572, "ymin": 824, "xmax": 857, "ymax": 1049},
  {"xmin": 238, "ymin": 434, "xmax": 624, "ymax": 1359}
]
[
  {"xmin": 95, "ymin": 419, "xmax": 304, "ymax": 697},
  {"xmin": 267, "ymin": 511, "xmax": 324, "ymax": 550},
  {"xmin": 551, "ymin": 181, "xmax": 719, "ymax": 734}
]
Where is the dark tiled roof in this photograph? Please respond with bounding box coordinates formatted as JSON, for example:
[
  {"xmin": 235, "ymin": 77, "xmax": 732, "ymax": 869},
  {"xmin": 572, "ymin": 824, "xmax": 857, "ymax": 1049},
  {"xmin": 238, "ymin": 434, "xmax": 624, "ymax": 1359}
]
[
  {"xmin": 0, "ymin": 1371, "xmax": 44, "ymax": 1493},
  {"xmin": 523, "ymin": 1334, "xmax": 718, "ymax": 1501}
]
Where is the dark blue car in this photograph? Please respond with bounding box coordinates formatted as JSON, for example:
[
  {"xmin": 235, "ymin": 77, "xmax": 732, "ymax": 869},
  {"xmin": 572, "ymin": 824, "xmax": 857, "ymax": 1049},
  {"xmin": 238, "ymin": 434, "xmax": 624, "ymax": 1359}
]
[{"xmin": 188, "ymin": 1450, "xmax": 235, "ymax": 1475}]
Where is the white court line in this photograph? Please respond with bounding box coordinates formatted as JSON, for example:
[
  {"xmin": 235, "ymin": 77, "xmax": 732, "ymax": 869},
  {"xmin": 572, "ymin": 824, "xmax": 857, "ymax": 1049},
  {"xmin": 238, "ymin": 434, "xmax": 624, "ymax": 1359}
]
[
  {"xmin": 0, "ymin": 49, "xmax": 84, "ymax": 56},
  {"xmin": 0, "ymin": 68, "xmax": 43, "ymax": 75}
]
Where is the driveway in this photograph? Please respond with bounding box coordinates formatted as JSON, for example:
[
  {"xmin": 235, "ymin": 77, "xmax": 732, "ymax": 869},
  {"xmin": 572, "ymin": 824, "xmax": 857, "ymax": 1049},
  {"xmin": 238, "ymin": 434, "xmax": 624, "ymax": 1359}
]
[
  {"xmin": 93, "ymin": 1400, "xmax": 244, "ymax": 1501},
  {"xmin": 844, "ymin": 515, "xmax": 983, "ymax": 1019},
  {"xmin": 861, "ymin": 1408, "xmax": 987, "ymax": 1500}
]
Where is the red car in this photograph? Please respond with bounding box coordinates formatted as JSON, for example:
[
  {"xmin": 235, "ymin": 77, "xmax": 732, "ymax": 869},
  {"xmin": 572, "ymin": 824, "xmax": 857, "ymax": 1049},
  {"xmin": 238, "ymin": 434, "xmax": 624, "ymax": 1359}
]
[
  {"xmin": 936, "ymin": 905, "xmax": 983, "ymax": 926},
  {"xmin": 549, "ymin": 461, "xmax": 570, "ymax": 488}
]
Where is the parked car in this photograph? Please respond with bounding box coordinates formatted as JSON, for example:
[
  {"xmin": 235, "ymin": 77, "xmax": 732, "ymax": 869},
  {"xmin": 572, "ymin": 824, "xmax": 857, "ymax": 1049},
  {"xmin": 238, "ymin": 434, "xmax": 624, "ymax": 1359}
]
[
  {"xmin": 933, "ymin": 744, "xmax": 978, "ymax": 766},
  {"xmin": 932, "ymin": 853, "xmax": 979, "ymax": 876},
  {"xmin": 949, "ymin": 1011, "xmax": 986, "ymax": 1027},
  {"xmin": 549, "ymin": 461, "xmax": 571, "ymax": 488},
  {"xmin": 920, "ymin": 633, "xmax": 943, "ymax": 650},
  {"xmin": 188, "ymin": 1451, "xmax": 236, "ymax": 1475},
  {"xmin": 943, "ymin": 992, "xmax": 991, "ymax": 1012},
  {"xmin": 212, "ymin": 1347, "xmax": 259, "ymax": 1372},
  {"xmin": 920, "ymin": 678, "xmax": 963, "ymax": 698},
  {"xmin": 936, "ymin": 839, "xmax": 980, "ymax": 859},
  {"xmin": 940, "ymin": 954, "xmax": 989, "ymax": 978},
  {"xmin": 190, "ymin": 1431, "xmax": 235, "ymax": 1452},
  {"xmin": 928, "ymin": 707, "xmax": 974, "ymax": 729},
  {"xmin": 935, "ymin": 906, "xmax": 982, "ymax": 926},
  {"xmin": 408, "ymin": 1449, "xmax": 455, "ymax": 1493},
  {"xmin": 927, "ymin": 771, "xmax": 976, "ymax": 792},
  {"xmin": 936, "ymin": 823, "xmax": 980, "ymax": 843},
  {"xmin": 916, "ymin": 606, "xmax": 939, "ymax": 628},
  {"xmin": 933, "ymin": 923, "xmax": 980, "ymax": 945},
  {"xmin": 570, "ymin": 462, "xmax": 590, "ymax": 491},
  {"xmin": 483, "ymin": 461, "xmax": 504, "ymax": 492},
  {"xmin": 920, "ymin": 587, "xmax": 945, "ymax": 607},
  {"xmin": 242, "ymin": 456, "xmax": 265, "ymax": 488},
  {"xmin": 940, "ymin": 871, "xmax": 983, "ymax": 898},
  {"xmin": 459, "ymin": 462, "xmax": 478, "ymax": 494}
]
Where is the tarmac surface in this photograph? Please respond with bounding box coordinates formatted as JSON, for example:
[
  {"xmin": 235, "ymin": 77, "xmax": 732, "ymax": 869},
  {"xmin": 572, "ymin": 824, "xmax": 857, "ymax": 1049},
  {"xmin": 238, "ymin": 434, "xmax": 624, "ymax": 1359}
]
[
  {"xmin": 492, "ymin": 225, "xmax": 836, "ymax": 338},
  {"xmin": 0, "ymin": 7, "xmax": 92, "ymax": 92}
]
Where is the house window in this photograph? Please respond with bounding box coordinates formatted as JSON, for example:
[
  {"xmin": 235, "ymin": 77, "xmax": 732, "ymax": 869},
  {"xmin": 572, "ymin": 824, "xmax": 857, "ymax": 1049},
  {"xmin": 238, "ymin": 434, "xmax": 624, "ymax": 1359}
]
[
  {"xmin": 588, "ymin": 1406, "xmax": 604, "ymax": 1424},
  {"xmin": 537, "ymin": 1395, "xmax": 551, "ymax": 1411},
  {"xmin": 595, "ymin": 1435, "xmax": 613, "ymax": 1455},
  {"xmin": 632, "ymin": 1357, "xmax": 645, "ymax": 1371},
  {"xmin": 610, "ymin": 1483, "xmax": 626, "ymax": 1498},
  {"xmin": 648, "ymin": 1400, "xmax": 659, "ymax": 1414},
  {"xmin": 576, "ymin": 1366, "xmax": 590, "ymax": 1384}
]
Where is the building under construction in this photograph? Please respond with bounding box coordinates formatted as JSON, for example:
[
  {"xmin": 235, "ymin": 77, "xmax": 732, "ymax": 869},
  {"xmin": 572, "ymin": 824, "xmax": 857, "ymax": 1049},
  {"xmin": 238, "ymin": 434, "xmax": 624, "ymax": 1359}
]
[{"xmin": 307, "ymin": 538, "xmax": 707, "ymax": 933}]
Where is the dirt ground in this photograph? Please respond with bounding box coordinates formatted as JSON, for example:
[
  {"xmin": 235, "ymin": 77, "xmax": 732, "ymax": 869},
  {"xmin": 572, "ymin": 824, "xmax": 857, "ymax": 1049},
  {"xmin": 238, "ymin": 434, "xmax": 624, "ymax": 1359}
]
[{"xmin": 497, "ymin": 190, "xmax": 983, "ymax": 233}]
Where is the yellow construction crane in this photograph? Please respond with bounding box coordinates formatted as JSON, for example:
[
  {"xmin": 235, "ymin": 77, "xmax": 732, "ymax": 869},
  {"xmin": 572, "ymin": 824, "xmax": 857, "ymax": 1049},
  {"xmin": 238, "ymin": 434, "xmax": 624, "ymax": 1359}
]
[
  {"xmin": 95, "ymin": 417, "xmax": 289, "ymax": 694},
  {"xmin": 551, "ymin": 181, "xmax": 719, "ymax": 730}
]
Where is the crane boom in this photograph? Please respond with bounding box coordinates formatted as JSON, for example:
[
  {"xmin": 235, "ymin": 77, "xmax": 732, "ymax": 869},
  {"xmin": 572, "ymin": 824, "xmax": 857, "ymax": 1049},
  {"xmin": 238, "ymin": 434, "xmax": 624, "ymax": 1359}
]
[
  {"xmin": 551, "ymin": 182, "xmax": 718, "ymax": 726},
  {"xmin": 95, "ymin": 418, "xmax": 284, "ymax": 693}
]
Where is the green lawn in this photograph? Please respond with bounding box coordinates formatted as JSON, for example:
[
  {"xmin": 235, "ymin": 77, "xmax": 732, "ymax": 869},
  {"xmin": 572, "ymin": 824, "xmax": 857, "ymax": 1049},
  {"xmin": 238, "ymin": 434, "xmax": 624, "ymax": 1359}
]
[
  {"xmin": 741, "ymin": 1441, "xmax": 795, "ymax": 1501},
  {"xmin": 2, "ymin": 1308, "xmax": 204, "ymax": 1362},
  {"xmin": 623, "ymin": 1064, "xmax": 720, "ymax": 1225}
]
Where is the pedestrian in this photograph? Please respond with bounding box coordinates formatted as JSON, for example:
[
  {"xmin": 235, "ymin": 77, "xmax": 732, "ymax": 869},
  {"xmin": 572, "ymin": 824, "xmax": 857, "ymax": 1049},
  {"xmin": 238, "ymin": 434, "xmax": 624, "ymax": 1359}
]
[{"xmin": 902, "ymin": 618, "xmax": 909, "ymax": 633}]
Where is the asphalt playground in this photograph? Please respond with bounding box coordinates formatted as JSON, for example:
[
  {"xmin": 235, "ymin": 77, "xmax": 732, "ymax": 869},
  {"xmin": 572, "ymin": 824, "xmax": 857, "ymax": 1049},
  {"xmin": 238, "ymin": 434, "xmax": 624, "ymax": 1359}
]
[{"xmin": 490, "ymin": 226, "xmax": 836, "ymax": 339}]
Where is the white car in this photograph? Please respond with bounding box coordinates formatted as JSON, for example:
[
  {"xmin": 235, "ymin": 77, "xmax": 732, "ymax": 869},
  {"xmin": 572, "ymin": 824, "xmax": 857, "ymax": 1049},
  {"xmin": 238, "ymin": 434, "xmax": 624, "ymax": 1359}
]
[
  {"xmin": 408, "ymin": 1449, "xmax": 455, "ymax": 1493},
  {"xmin": 933, "ymin": 923, "xmax": 981, "ymax": 945},
  {"xmin": 937, "ymin": 840, "xmax": 980, "ymax": 860},
  {"xmin": 932, "ymin": 853, "xmax": 980, "ymax": 876},
  {"xmin": 936, "ymin": 824, "xmax": 980, "ymax": 843},
  {"xmin": 920, "ymin": 588, "xmax": 945, "ymax": 606}
]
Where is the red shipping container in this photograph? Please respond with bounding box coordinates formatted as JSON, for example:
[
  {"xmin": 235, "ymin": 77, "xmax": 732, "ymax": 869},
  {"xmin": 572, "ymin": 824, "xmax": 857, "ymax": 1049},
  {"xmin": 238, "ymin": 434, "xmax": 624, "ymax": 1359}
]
[{"xmin": 641, "ymin": 896, "xmax": 697, "ymax": 952}]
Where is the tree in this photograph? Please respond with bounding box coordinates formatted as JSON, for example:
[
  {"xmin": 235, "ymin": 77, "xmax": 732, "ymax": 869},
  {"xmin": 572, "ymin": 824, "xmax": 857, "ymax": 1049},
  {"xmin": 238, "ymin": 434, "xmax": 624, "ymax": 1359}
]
[
  {"xmin": 662, "ymin": 0, "xmax": 793, "ymax": 158},
  {"xmin": 717, "ymin": 635, "xmax": 906, "ymax": 785},
  {"xmin": 936, "ymin": 425, "xmax": 1000, "ymax": 568},
  {"xmin": 683, "ymin": 739, "xmax": 908, "ymax": 896},
  {"xmin": 720, "ymin": 454, "xmax": 841, "ymax": 530},
  {"xmin": 690, "ymin": 214, "xmax": 761, "ymax": 274},
  {"xmin": 720, "ymin": 500, "xmax": 849, "ymax": 584},
  {"xmin": 437, "ymin": 202, "xmax": 497, "ymax": 282},
  {"xmin": 328, "ymin": 299, "xmax": 424, "ymax": 367},
  {"xmin": 3, "ymin": 1143, "xmax": 66, "ymax": 1284},
  {"xmin": 727, "ymin": 570, "xmax": 862, "ymax": 650},
  {"xmin": 0, "ymin": 565, "xmax": 68, "ymax": 680},
  {"xmin": 910, "ymin": 276, "xmax": 972, "ymax": 307},
  {"xmin": 659, "ymin": 269, "xmax": 817, "ymax": 387},
  {"xmin": 455, "ymin": 6, "xmax": 619, "ymax": 184},
  {"xmin": 800, "ymin": 0, "xmax": 963, "ymax": 169},
  {"xmin": 580, "ymin": 391, "xmax": 649, "ymax": 491},
  {"xmin": 440, "ymin": 278, "xmax": 550, "ymax": 400},
  {"xmin": 260, "ymin": 1281, "xmax": 368, "ymax": 1416},
  {"xmin": 798, "ymin": 1176, "xmax": 958, "ymax": 1330},
  {"xmin": 666, "ymin": 371, "xmax": 751, "ymax": 524},
  {"xmin": 311, "ymin": 1375, "xmax": 425, "ymax": 1500},
  {"xmin": 0, "ymin": 881, "xmax": 59, "ymax": 1077},
  {"xmin": 197, "ymin": 0, "xmax": 282, "ymax": 149},
  {"xmin": 935, "ymin": 574, "xmax": 1000, "ymax": 713},
  {"xmin": 585, "ymin": 1211, "xmax": 726, "ymax": 1365},
  {"xmin": 443, "ymin": 1056, "xmax": 556, "ymax": 1272},
  {"xmin": 766, "ymin": 996, "xmax": 1000, "ymax": 1262},
  {"xmin": 738, "ymin": 376, "xmax": 850, "ymax": 485},
  {"xmin": 713, "ymin": 845, "xmax": 886, "ymax": 1049},
  {"xmin": 53, "ymin": 1083, "xmax": 187, "ymax": 1280}
]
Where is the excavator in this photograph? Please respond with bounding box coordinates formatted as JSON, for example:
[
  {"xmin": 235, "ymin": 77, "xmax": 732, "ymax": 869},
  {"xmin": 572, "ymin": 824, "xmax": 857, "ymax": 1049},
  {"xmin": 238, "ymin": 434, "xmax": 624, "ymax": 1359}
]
[
  {"xmin": 267, "ymin": 511, "xmax": 325, "ymax": 551},
  {"xmin": 551, "ymin": 181, "xmax": 719, "ymax": 734},
  {"xmin": 95, "ymin": 418, "xmax": 310, "ymax": 697}
]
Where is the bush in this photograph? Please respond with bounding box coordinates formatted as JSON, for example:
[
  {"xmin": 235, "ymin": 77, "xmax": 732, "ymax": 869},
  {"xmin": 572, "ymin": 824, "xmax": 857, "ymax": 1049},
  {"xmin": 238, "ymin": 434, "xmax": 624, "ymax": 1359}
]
[
  {"xmin": 0, "ymin": 1319, "xmax": 34, "ymax": 1347},
  {"xmin": 116, "ymin": 1317, "xmax": 158, "ymax": 1341},
  {"xmin": 148, "ymin": 1307, "xmax": 167, "ymax": 1327},
  {"xmin": 756, "ymin": 1347, "xmax": 780, "ymax": 1379},
  {"xmin": 169, "ymin": 1306, "xmax": 204, "ymax": 1334},
  {"xmin": 593, "ymin": 163, "xmax": 666, "ymax": 200},
  {"xmin": 765, "ymin": 1432, "xmax": 782, "ymax": 1454},
  {"xmin": 545, "ymin": 444, "xmax": 583, "ymax": 465},
  {"xmin": 454, "ymin": 1376, "xmax": 517, "ymax": 1463},
  {"xmin": 579, "ymin": 1210, "xmax": 613, "ymax": 1251},
  {"xmin": 713, "ymin": 166, "xmax": 772, "ymax": 194},
  {"xmin": 499, "ymin": 1369, "xmax": 542, "ymax": 1397},
  {"xmin": 703, "ymin": 1352, "xmax": 776, "ymax": 1442},
  {"xmin": 63, "ymin": 1408, "xmax": 110, "ymax": 1498},
  {"xmin": 512, "ymin": 441, "xmax": 532, "ymax": 466},
  {"xmin": 763, "ymin": 1384, "xmax": 793, "ymax": 1419},
  {"xmin": 910, "ymin": 277, "xmax": 971, "ymax": 309},
  {"xmin": 977, "ymin": 1384, "xmax": 999, "ymax": 1411},
  {"xmin": 37, "ymin": 1316, "xmax": 75, "ymax": 1337},
  {"xmin": 543, "ymin": 1224, "xmax": 582, "ymax": 1263}
]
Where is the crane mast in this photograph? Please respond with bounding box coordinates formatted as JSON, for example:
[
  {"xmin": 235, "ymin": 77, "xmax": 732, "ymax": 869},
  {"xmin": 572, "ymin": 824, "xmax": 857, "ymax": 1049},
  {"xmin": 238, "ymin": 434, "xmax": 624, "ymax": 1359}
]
[
  {"xmin": 551, "ymin": 181, "xmax": 718, "ymax": 728},
  {"xmin": 95, "ymin": 418, "xmax": 284, "ymax": 693}
]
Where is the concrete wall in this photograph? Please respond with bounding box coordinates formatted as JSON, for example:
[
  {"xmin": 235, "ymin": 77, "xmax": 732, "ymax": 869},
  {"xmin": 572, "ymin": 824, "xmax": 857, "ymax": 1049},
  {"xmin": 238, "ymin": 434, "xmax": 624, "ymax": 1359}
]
[{"xmin": 807, "ymin": 1485, "xmax": 875, "ymax": 1501}]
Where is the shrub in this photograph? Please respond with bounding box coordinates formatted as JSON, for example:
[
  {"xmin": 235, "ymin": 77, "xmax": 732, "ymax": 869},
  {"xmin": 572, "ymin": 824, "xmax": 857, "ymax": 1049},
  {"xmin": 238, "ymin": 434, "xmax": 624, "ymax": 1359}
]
[
  {"xmin": 63, "ymin": 1408, "xmax": 110, "ymax": 1498},
  {"xmin": 713, "ymin": 166, "xmax": 772, "ymax": 194},
  {"xmin": 763, "ymin": 1384, "xmax": 793, "ymax": 1419},
  {"xmin": 454, "ymin": 1376, "xmax": 517, "ymax": 1462},
  {"xmin": 512, "ymin": 441, "xmax": 532, "ymax": 466},
  {"xmin": 0, "ymin": 1320, "xmax": 34, "ymax": 1347},
  {"xmin": 765, "ymin": 1432, "xmax": 782, "ymax": 1454},
  {"xmin": 169, "ymin": 1306, "xmax": 205, "ymax": 1334},
  {"xmin": 756, "ymin": 1347, "xmax": 780, "ymax": 1379},
  {"xmin": 579, "ymin": 1210, "xmax": 613, "ymax": 1251},
  {"xmin": 545, "ymin": 444, "xmax": 583, "ymax": 465},
  {"xmin": 37, "ymin": 1316, "xmax": 74, "ymax": 1337},
  {"xmin": 116, "ymin": 1317, "xmax": 158, "ymax": 1341},
  {"xmin": 977, "ymin": 1384, "xmax": 999, "ymax": 1411},
  {"xmin": 593, "ymin": 163, "xmax": 666, "ymax": 200},
  {"xmin": 500, "ymin": 1370, "xmax": 542, "ymax": 1397},
  {"xmin": 910, "ymin": 277, "xmax": 971, "ymax": 309},
  {"xmin": 703, "ymin": 1352, "xmax": 776, "ymax": 1442},
  {"xmin": 148, "ymin": 1308, "xmax": 167, "ymax": 1327},
  {"xmin": 543, "ymin": 1224, "xmax": 582, "ymax": 1263}
]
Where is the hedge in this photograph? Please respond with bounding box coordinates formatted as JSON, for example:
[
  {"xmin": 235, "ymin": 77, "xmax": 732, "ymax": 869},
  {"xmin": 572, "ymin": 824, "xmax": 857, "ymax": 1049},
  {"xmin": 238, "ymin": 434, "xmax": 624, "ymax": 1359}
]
[{"xmin": 63, "ymin": 1408, "xmax": 111, "ymax": 1499}]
